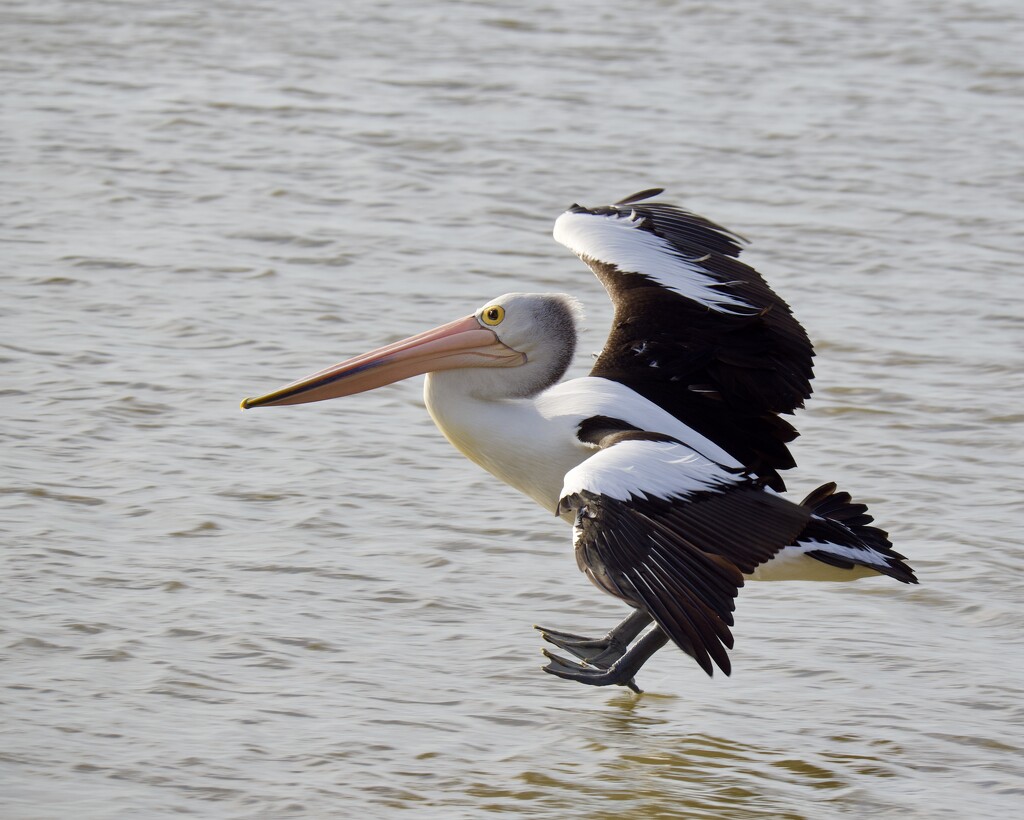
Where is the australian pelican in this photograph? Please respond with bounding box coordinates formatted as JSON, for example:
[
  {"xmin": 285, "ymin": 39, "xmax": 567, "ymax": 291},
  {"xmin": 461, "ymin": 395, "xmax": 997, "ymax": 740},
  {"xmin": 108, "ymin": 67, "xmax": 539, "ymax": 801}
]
[{"xmin": 242, "ymin": 190, "xmax": 916, "ymax": 692}]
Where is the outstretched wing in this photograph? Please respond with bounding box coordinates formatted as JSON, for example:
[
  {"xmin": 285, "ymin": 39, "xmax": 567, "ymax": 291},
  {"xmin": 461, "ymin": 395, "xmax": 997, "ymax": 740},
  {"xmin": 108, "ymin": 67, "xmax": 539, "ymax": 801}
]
[
  {"xmin": 559, "ymin": 429, "xmax": 809, "ymax": 676},
  {"xmin": 553, "ymin": 190, "xmax": 815, "ymax": 490}
]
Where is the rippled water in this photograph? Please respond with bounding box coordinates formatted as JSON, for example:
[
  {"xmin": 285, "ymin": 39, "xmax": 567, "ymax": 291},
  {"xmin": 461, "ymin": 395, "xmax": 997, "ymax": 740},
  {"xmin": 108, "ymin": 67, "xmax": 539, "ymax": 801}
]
[{"xmin": 3, "ymin": 0, "xmax": 1022, "ymax": 817}]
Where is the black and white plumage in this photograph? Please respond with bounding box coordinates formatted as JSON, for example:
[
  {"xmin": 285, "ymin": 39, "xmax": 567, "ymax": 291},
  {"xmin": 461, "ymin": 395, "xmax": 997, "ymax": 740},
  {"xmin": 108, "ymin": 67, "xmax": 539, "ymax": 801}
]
[
  {"xmin": 554, "ymin": 190, "xmax": 815, "ymax": 491},
  {"xmin": 242, "ymin": 190, "xmax": 916, "ymax": 692},
  {"xmin": 559, "ymin": 429, "xmax": 914, "ymax": 679}
]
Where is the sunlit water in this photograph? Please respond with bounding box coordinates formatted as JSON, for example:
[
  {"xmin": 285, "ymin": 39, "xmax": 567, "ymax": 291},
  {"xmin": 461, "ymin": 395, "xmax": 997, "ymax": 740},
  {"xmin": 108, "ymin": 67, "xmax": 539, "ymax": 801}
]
[{"xmin": 2, "ymin": 0, "xmax": 1022, "ymax": 817}]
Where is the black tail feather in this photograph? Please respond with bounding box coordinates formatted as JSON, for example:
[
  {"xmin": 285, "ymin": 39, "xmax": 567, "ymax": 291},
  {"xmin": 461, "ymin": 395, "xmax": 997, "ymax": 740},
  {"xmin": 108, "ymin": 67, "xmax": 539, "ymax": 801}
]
[{"xmin": 799, "ymin": 482, "xmax": 918, "ymax": 584}]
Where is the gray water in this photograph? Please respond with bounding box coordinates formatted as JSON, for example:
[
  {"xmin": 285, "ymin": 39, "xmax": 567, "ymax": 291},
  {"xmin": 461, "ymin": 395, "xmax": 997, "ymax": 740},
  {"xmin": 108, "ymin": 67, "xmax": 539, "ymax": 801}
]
[{"xmin": 3, "ymin": 0, "xmax": 1022, "ymax": 817}]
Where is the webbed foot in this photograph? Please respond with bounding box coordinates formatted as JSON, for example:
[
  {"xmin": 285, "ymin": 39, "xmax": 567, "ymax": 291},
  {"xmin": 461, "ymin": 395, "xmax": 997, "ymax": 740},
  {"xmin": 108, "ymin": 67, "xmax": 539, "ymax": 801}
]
[
  {"xmin": 534, "ymin": 608, "xmax": 653, "ymax": 667},
  {"xmin": 541, "ymin": 648, "xmax": 644, "ymax": 692},
  {"xmin": 540, "ymin": 625, "xmax": 669, "ymax": 693}
]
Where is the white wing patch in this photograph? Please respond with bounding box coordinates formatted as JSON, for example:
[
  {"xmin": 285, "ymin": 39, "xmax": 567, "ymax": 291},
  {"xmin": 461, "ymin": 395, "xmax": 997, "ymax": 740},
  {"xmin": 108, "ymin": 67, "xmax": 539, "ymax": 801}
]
[
  {"xmin": 537, "ymin": 377, "xmax": 744, "ymax": 470},
  {"xmin": 553, "ymin": 209, "xmax": 753, "ymax": 313},
  {"xmin": 560, "ymin": 439, "xmax": 738, "ymax": 504}
]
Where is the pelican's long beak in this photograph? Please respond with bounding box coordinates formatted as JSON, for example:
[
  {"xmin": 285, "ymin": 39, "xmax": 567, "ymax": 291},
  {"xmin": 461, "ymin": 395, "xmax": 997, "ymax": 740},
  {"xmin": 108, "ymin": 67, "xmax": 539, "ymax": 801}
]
[{"xmin": 241, "ymin": 315, "xmax": 525, "ymax": 409}]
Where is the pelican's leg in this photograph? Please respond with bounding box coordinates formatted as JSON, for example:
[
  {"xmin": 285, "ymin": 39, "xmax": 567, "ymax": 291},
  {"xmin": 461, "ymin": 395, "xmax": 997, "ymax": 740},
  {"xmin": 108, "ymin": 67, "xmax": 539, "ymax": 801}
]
[
  {"xmin": 535, "ymin": 609, "xmax": 653, "ymax": 667},
  {"xmin": 541, "ymin": 626, "xmax": 670, "ymax": 693}
]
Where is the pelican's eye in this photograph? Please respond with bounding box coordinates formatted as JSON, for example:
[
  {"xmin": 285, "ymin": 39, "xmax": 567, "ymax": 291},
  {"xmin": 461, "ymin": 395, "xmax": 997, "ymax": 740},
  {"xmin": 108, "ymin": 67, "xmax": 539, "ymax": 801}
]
[{"xmin": 480, "ymin": 305, "xmax": 505, "ymax": 326}]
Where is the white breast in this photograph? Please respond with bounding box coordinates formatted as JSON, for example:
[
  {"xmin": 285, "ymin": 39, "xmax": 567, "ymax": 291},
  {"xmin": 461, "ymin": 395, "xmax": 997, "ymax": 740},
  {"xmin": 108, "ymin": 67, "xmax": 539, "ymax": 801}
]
[{"xmin": 423, "ymin": 374, "xmax": 742, "ymax": 514}]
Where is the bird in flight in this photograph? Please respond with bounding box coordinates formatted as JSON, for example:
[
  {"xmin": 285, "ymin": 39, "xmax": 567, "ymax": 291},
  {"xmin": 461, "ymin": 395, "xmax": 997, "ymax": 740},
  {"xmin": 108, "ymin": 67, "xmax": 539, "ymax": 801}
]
[{"xmin": 242, "ymin": 189, "xmax": 916, "ymax": 692}]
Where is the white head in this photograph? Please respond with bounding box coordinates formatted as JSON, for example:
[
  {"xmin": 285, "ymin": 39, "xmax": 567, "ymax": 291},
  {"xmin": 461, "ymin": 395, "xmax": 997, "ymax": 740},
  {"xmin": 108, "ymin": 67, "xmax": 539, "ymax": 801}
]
[{"xmin": 432, "ymin": 292, "xmax": 583, "ymax": 399}]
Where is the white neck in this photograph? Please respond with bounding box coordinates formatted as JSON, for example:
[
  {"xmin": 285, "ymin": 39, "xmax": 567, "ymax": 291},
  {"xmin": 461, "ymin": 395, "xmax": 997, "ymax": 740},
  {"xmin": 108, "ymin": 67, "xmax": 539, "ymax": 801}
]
[{"xmin": 423, "ymin": 371, "xmax": 588, "ymax": 513}]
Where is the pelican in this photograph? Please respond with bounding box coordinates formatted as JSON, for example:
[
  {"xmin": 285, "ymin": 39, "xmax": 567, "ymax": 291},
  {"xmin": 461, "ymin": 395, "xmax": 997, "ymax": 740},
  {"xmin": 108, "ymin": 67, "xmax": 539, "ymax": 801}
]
[{"xmin": 242, "ymin": 189, "xmax": 916, "ymax": 692}]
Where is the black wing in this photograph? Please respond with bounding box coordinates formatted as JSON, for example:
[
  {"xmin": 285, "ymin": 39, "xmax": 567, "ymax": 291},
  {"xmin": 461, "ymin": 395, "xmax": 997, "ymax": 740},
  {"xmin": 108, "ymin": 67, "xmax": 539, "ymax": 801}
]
[
  {"xmin": 553, "ymin": 190, "xmax": 815, "ymax": 490},
  {"xmin": 558, "ymin": 431, "xmax": 810, "ymax": 676}
]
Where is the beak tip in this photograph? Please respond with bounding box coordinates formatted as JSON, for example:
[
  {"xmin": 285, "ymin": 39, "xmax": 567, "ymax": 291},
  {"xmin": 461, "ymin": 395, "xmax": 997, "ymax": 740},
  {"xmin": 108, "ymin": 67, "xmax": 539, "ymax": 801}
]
[{"xmin": 240, "ymin": 397, "xmax": 254, "ymax": 410}]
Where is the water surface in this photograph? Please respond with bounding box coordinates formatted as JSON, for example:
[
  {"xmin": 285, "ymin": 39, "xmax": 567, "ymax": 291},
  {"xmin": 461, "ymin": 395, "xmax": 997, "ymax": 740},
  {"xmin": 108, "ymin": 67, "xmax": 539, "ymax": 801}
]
[{"xmin": 2, "ymin": 0, "xmax": 1022, "ymax": 817}]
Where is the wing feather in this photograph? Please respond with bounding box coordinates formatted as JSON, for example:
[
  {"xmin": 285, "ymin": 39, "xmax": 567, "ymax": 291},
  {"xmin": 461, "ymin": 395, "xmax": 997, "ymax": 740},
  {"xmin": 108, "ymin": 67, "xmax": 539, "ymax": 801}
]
[
  {"xmin": 560, "ymin": 433, "xmax": 809, "ymax": 676},
  {"xmin": 553, "ymin": 191, "xmax": 815, "ymax": 490}
]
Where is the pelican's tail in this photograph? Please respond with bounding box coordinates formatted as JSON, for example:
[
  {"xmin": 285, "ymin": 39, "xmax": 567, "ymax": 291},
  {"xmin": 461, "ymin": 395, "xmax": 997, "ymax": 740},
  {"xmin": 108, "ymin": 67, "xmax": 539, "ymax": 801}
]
[{"xmin": 797, "ymin": 482, "xmax": 918, "ymax": 584}]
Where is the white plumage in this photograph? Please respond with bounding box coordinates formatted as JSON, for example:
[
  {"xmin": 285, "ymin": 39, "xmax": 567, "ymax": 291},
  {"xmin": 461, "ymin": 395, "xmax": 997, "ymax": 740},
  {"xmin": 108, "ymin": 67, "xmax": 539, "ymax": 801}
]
[
  {"xmin": 553, "ymin": 209, "xmax": 754, "ymax": 312},
  {"xmin": 559, "ymin": 438, "xmax": 735, "ymax": 505}
]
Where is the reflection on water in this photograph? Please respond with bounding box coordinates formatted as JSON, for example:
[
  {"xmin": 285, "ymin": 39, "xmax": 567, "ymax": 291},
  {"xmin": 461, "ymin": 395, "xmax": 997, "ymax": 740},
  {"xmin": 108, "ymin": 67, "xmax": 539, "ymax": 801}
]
[
  {"xmin": 3, "ymin": 0, "xmax": 1023, "ymax": 817},
  {"xmin": 459, "ymin": 723, "xmax": 911, "ymax": 819}
]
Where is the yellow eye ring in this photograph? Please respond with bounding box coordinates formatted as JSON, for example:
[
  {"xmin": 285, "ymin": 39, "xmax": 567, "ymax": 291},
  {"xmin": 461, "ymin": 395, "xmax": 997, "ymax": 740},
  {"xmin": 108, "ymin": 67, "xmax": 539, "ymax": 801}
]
[{"xmin": 480, "ymin": 305, "xmax": 505, "ymax": 326}]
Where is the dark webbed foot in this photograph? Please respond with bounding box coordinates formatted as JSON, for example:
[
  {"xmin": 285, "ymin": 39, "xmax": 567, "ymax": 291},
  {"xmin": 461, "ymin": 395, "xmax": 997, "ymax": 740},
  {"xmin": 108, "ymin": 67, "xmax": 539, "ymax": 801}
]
[
  {"xmin": 534, "ymin": 609, "xmax": 653, "ymax": 668},
  {"xmin": 541, "ymin": 648, "xmax": 644, "ymax": 693},
  {"xmin": 540, "ymin": 625, "xmax": 669, "ymax": 694},
  {"xmin": 536, "ymin": 628, "xmax": 634, "ymax": 667}
]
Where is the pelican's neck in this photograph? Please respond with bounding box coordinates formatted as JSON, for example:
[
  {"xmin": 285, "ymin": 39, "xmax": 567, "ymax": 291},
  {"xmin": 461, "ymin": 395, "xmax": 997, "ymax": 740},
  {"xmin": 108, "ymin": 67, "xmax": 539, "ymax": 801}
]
[{"xmin": 423, "ymin": 372, "xmax": 587, "ymax": 512}]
